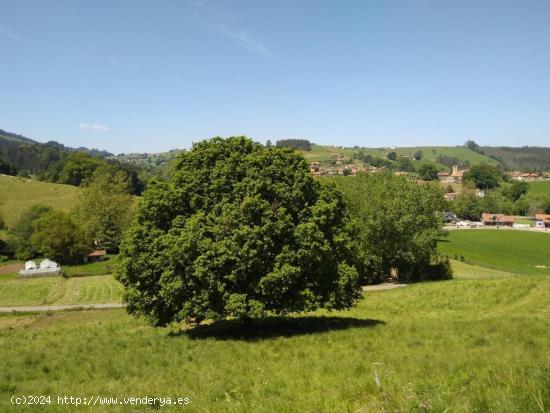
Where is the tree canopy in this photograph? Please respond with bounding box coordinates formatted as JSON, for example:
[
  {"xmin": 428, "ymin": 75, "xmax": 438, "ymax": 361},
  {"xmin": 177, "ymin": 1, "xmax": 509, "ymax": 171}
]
[
  {"xmin": 327, "ymin": 172, "xmax": 451, "ymax": 283},
  {"xmin": 6, "ymin": 205, "xmax": 53, "ymax": 260},
  {"xmin": 73, "ymin": 165, "xmax": 136, "ymax": 252},
  {"xmin": 117, "ymin": 137, "xmax": 362, "ymax": 326},
  {"xmin": 418, "ymin": 164, "xmax": 439, "ymax": 181},
  {"xmin": 502, "ymin": 181, "xmax": 529, "ymax": 202},
  {"xmin": 0, "ymin": 158, "xmax": 17, "ymax": 175},
  {"xmin": 275, "ymin": 139, "xmax": 312, "ymax": 151},
  {"xmin": 463, "ymin": 164, "xmax": 502, "ymax": 189},
  {"xmin": 30, "ymin": 211, "xmax": 89, "ymax": 264}
]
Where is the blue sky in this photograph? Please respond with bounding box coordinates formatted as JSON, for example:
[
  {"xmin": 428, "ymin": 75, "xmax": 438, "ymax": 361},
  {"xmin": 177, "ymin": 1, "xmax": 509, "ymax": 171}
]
[{"xmin": 1, "ymin": 0, "xmax": 549, "ymax": 153}]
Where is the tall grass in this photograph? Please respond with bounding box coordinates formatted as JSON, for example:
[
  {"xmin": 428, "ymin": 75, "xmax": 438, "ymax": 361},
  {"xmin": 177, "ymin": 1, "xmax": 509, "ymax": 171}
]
[
  {"xmin": 0, "ymin": 274, "xmax": 122, "ymax": 306},
  {"xmin": 0, "ymin": 175, "xmax": 80, "ymax": 227},
  {"xmin": 0, "ymin": 266, "xmax": 548, "ymax": 412}
]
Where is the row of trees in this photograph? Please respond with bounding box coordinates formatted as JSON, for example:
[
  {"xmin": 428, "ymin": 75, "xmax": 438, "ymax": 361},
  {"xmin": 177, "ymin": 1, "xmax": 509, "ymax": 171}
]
[
  {"xmin": 353, "ymin": 150, "xmax": 392, "ymax": 168},
  {"xmin": 116, "ymin": 137, "xmax": 451, "ymax": 327},
  {"xmin": 274, "ymin": 139, "xmax": 312, "ymax": 151},
  {"xmin": 1, "ymin": 166, "xmax": 136, "ymax": 263},
  {"xmin": 449, "ymin": 181, "xmax": 550, "ymax": 220},
  {"xmin": 0, "ymin": 132, "xmax": 146, "ymax": 195},
  {"xmin": 38, "ymin": 152, "xmax": 145, "ymax": 195}
]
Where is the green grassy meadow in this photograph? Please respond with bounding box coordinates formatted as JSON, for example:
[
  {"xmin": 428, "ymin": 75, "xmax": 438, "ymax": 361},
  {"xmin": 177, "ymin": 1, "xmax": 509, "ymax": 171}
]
[
  {"xmin": 300, "ymin": 145, "xmax": 499, "ymax": 170},
  {"xmin": 0, "ymin": 231, "xmax": 548, "ymax": 411},
  {"xmin": 0, "ymin": 175, "xmax": 80, "ymax": 226},
  {"xmin": 0, "ymin": 261, "xmax": 548, "ymax": 412},
  {"xmin": 0, "ymin": 257, "xmax": 121, "ymax": 306},
  {"xmin": 62, "ymin": 256, "xmax": 116, "ymax": 277},
  {"xmin": 0, "ymin": 273, "xmax": 122, "ymax": 306},
  {"xmin": 439, "ymin": 229, "xmax": 550, "ymax": 275}
]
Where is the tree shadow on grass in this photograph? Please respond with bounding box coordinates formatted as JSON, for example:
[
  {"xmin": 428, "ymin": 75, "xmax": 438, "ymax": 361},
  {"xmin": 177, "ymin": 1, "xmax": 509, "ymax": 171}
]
[{"xmin": 169, "ymin": 316, "xmax": 384, "ymax": 341}]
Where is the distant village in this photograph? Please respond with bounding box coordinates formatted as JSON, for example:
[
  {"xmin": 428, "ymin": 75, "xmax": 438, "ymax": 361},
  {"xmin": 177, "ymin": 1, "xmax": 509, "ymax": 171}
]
[
  {"xmin": 308, "ymin": 156, "xmax": 550, "ymax": 233},
  {"xmin": 309, "ymin": 159, "xmax": 550, "ymax": 182}
]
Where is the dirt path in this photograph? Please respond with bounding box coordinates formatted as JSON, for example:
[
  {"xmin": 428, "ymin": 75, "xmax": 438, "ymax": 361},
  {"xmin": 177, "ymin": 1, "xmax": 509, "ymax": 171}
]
[
  {"xmin": 362, "ymin": 283, "xmax": 408, "ymax": 292},
  {"xmin": 0, "ymin": 262, "xmax": 23, "ymax": 273},
  {"xmin": 0, "ymin": 303, "xmax": 125, "ymax": 313}
]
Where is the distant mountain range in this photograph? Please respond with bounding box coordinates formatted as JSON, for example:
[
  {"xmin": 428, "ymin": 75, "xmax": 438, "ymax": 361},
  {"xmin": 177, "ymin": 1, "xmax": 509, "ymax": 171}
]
[
  {"xmin": 0, "ymin": 128, "xmax": 114, "ymax": 176},
  {"xmin": 1, "ymin": 128, "xmax": 550, "ymax": 174},
  {"xmin": 0, "ymin": 129, "xmax": 113, "ymax": 157}
]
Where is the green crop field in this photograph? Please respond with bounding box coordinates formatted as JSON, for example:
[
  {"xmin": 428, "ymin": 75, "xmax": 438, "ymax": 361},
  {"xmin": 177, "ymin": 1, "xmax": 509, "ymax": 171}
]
[
  {"xmin": 0, "ymin": 273, "xmax": 122, "ymax": 307},
  {"xmin": 0, "ymin": 260, "xmax": 548, "ymax": 412},
  {"xmin": 0, "ymin": 175, "xmax": 80, "ymax": 227},
  {"xmin": 439, "ymin": 229, "xmax": 550, "ymax": 275}
]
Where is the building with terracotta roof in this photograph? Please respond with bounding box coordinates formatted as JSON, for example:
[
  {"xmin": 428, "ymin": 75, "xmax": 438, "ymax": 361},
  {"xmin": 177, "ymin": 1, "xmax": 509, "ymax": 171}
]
[
  {"xmin": 84, "ymin": 249, "xmax": 107, "ymax": 263},
  {"xmin": 481, "ymin": 213, "xmax": 515, "ymax": 227},
  {"xmin": 535, "ymin": 214, "xmax": 550, "ymax": 229}
]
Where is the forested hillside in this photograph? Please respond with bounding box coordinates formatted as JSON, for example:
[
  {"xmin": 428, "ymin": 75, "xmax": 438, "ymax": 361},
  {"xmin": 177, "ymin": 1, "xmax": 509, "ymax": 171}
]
[
  {"xmin": 0, "ymin": 129, "xmax": 146, "ymax": 194},
  {"xmin": 482, "ymin": 146, "xmax": 550, "ymax": 171}
]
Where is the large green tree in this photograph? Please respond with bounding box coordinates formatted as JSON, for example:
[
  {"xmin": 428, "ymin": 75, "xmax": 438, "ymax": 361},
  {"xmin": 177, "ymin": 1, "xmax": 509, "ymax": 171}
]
[
  {"xmin": 463, "ymin": 164, "xmax": 502, "ymax": 189},
  {"xmin": 73, "ymin": 165, "xmax": 136, "ymax": 252},
  {"xmin": 58, "ymin": 152, "xmax": 105, "ymax": 186},
  {"xmin": 328, "ymin": 172, "xmax": 451, "ymax": 283},
  {"xmin": 30, "ymin": 211, "xmax": 89, "ymax": 264},
  {"xmin": 117, "ymin": 137, "xmax": 362, "ymax": 327},
  {"xmin": 502, "ymin": 181, "xmax": 529, "ymax": 202},
  {"xmin": 7, "ymin": 205, "xmax": 53, "ymax": 260},
  {"xmin": 418, "ymin": 164, "xmax": 439, "ymax": 181}
]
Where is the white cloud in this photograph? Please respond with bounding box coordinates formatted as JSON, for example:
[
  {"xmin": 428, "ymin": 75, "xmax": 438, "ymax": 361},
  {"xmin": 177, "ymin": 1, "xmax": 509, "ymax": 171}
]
[
  {"xmin": 201, "ymin": 24, "xmax": 288, "ymax": 64},
  {"xmin": 78, "ymin": 123, "xmax": 110, "ymax": 132}
]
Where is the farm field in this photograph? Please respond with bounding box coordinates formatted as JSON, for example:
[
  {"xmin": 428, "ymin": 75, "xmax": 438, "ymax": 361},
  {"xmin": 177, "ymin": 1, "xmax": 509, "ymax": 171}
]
[
  {"xmin": 0, "ymin": 273, "xmax": 122, "ymax": 307},
  {"xmin": 0, "ymin": 260, "xmax": 548, "ymax": 412},
  {"xmin": 0, "ymin": 175, "xmax": 80, "ymax": 226},
  {"xmin": 439, "ymin": 229, "xmax": 550, "ymax": 275}
]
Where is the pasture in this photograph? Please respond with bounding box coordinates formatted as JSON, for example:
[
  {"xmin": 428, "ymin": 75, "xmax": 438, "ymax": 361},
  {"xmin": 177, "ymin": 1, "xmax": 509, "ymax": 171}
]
[
  {"xmin": 527, "ymin": 180, "xmax": 550, "ymax": 199},
  {"xmin": 439, "ymin": 229, "xmax": 550, "ymax": 275},
  {"xmin": 0, "ymin": 258, "xmax": 548, "ymax": 411},
  {"xmin": 0, "ymin": 273, "xmax": 122, "ymax": 307},
  {"xmin": 0, "ymin": 175, "xmax": 80, "ymax": 226},
  {"xmin": 300, "ymin": 145, "xmax": 498, "ymax": 170},
  {"xmin": 0, "ymin": 257, "xmax": 120, "ymax": 307}
]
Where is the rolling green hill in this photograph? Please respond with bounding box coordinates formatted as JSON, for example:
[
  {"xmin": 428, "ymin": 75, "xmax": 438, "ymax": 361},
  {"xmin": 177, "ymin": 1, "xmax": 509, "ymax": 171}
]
[
  {"xmin": 0, "ymin": 175, "xmax": 80, "ymax": 226},
  {"xmin": 0, "ymin": 129, "xmax": 38, "ymax": 145},
  {"xmin": 482, "ymin": 146, "xmax": 550, "ymax": 171},
  {"xmin": 301, "ymin": 144, "xmax": 499, "ymax": 170}
]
